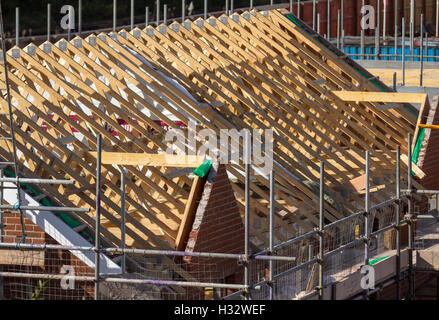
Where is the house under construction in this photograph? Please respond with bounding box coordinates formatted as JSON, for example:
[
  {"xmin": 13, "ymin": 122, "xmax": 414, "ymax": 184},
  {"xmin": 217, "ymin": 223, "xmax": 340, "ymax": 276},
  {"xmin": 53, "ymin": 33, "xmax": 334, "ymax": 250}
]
[{"xmin": 0, "ymin": 5, "xmax": 439, "ymax": 300}]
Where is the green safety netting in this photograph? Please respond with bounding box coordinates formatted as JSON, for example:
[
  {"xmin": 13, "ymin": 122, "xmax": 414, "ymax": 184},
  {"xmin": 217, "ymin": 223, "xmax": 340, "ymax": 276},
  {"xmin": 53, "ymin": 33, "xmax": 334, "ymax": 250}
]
[
  {"xmin": 3, "ymin": 169, "xmax": 94, "ymax": 242},
  {"xmin": 412, "ymin": 127, "xmax": 426, "ymax": 175}
]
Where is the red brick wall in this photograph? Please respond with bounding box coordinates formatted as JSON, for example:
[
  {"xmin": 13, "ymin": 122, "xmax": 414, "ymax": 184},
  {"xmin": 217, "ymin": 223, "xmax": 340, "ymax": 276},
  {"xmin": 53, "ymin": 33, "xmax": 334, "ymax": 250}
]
[
  {"xmin": 1, "ymin": 212, "xmax": 95, "ymax": 300},
  {"xmin": 183, "ymin": 160, "xmax": 245, "ymax": 298},
  {"xmin": 417, "ymin": 95, "xmax": 439, "ymax": 190}
]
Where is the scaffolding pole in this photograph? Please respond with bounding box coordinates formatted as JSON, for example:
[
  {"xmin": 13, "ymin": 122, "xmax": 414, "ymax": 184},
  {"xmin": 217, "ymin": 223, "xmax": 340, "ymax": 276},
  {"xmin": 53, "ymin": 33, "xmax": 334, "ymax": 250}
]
[
  {"xmin": 364, "ymin": 150, "xmax": 370, "ymax": 300},
  {"xmin": 0, "ymin": 241, "xmax": 296, "ymax": 262},
  {"xmin": 318, "ymin": 162, "xmax": 325, "ymax": 300},
  {"xmin": 407, "ymin": 133, "xmax": 414, "ymax": 300},
  {"xmin": 394, "ymin": 0, "xmax": 398, "ymax": 61},
  {"xmin": 15, "ymin": 7, "xmax": 19, "ymax": 47},
  {"xmin": 164, "ymin": 4, "xmax": 167, "ymax": 24},
  {"xmin": 410, "ymin": 0, "xmax": 414, "ymax": 61},
  {"xmin": 420, "ymin": 14, "xmax": 424, "ymax": 87},
  {"xmin": 243, "ymin": 131, "xmax": 251, "ymax": 300},
  {"xmin": 268, "ymin": 169, "xmax": 275, "ymax": 300},
  {"xmin": 0, "ymin": 271, "xmax": 246, "ymax": 290},
  {"xmin": 312, "ymin": 0, "xmax": 316, "ymax": 30},
  {"xmin": 47, "ymin": 4, "xmax": 51, "ymax": 42},
  {"xmin": 181, "ymin": 0, "xmax": 185, "ymax": 22},
  {"xmin": 327, "ymin": 0, "xmax": 330, "ymax": 40},
  {"xmin": 402, "ymin": 18, "xmax": 406, "ymax": 86},
  {"xmin": 78, "ymin": 0, "xmax": 82, "ymax": 36},
  {"xmin": 94, "ymin": 134, "xmax": 102, "ymax": 300},
  {"xmin": 130, "ymin": 0, "xmax": 134, "ymax": 30},
  {"xmin": 375, "ymin": 0, "xmax": 381, "ymax": 61},
  {"xmin": 157, "ymin": 0, "xmax": 160, "ymax": 26},
  {"xmin": 396, "ymin": 145, "xmax": 401, "ymax": 300},
  {"xmin": 113, "ymin": 0, "xmax": 117, "ymax": 32},
  {"xmin": 120, "ymin": 167, "xmax": 126, "ymax": 274}
]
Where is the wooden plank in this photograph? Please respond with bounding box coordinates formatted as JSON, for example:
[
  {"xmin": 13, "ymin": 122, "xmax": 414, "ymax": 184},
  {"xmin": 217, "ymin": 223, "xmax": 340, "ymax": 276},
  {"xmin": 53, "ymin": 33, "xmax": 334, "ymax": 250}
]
[
  {"xmin": 331, "ymin": 91, "xmax": 427, "ymax": 104},
  {"xmin": 0, "ymin": 250, "xmax": 45, "ymax": 267},
  {"xmin": 87, "ymin": 152, "xmax": 204, "ymax": 167},
  {"xmin": 175, "ymin": 176, "xmax": 206, "ymax": 251}
]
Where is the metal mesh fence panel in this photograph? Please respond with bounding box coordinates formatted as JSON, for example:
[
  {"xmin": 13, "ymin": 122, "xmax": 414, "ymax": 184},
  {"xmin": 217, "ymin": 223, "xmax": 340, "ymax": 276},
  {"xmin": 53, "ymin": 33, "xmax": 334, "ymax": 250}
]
[{"xmin": 323, "ymin": 213, "xmax": 365, "ymax": 286}]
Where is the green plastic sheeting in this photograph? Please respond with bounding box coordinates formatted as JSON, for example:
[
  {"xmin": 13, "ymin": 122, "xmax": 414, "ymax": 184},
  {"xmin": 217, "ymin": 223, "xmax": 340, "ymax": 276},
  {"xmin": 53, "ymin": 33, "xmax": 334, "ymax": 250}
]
[
  {"xmin": 369, "ymin": 255, "xmax": 390, "ymax": 266},
  {"xmin": 412, "ymin": 127, "xmax": 426, "ymax": 173},
  {"xmin": 3, "ymin": 169, "xmax": 94, "ymax": 242},
  {"xmin": 193, "ymin": 160, "xmax": 212, "ymax": 178}
]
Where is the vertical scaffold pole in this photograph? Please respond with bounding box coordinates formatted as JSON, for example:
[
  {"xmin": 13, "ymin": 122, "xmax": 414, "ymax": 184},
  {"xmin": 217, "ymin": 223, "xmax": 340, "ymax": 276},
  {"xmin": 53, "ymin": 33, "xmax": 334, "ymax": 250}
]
[
  {"xmin": 164, "ymin": 4, "xmax": 167, "ymax": 24},
  {"xmin": 47, "ymin": 4, "xmax": 51, "ymax": 42},
  {"xmin": 317, "ymin": 13, "xmax": 321, "ymax": 34},
  {"xmin": 121, "ymin": 167, "xmax": 126, "ymax": 274},
  {"xmin": 340, "ymin": 0, "xmax": 344, "ymax": 35},
  {"xmin": 436, "ymin": 0, "xmax": 439, "ymax": 37},
  {"xmin": 318, "ymin": 162, "xmax": 325, "ymax": 300},
  {"xmin": 244, "ymin": 130, "xmax": 251, "ymax": 300},
  {"xmin": 420, "ymin": 14, "xmax": 424, "ymax": 87},
  {"xmin": 15, "ymin": 7, "xmax": 19, "ymax": 47},
  {"xmin": 313, "ymin": 0, "xmax": 316, "ymax": 30},
  {"xmin": 375, "ymin": 0, "xmax": 381, "ymax": 60},
  {"xmin": 407, "ymin": 133, "xmax": 414, "ymax": 300},
  {"xmin": 402, "ymin": 18, "xmax": 406, "ymax": 86},
  {"xmin": 396, "ymin": 145, "xmax": 401, "ymax": 300},
  {"xmin": 410, "ymin": 0, "xmax": 414, "ymax": 61},
  {"xmin": 94, "ymin": 134, "xmax": 102, "ymax": 300},
  {"xmin": 337, "ymin": 9, "xmax": 341, "ymax": 49},
  {"xmin": 204, "ymin": 0, "xmax": 207, "ymax": 19},
  {"xmin": 131, "ymin": 0, "xmax": 134, "ymax": 30},
  {"xmin": 327, "ymin": 0, "xmax": 330, "ymax": 40},
  {"xmin": 146, "ymin": 6, "xmax": 149, "ymax": 26},
  {"xmin": 182, "ymin": 0, "xmax": 185, "ymax": 22},
  {"xmin": 78, "ymin": 0, "xmax": 82, "ymax": 36},
  {"xmin": 157, "ymin": 0, "xmax": 160, "ymax": 26},
  {"xmin": 268, "ymin": 170, "xmax": 275, "ymax": 300},
  {"xmin": 394, "ymin": 0, "xmax": 398, "ymax": 61},
  {"xmin": 113, "ymin": 0, "xmax": 117, "ymax": 32},
  {"xmin": 361, "ymin": 29, "xmax": 365, "ymax": 60},
  {"xmin": 383, "ymin": 0, "xmax": 387, "ymax": 40},
  {"xmin": 364, "ymin": 150, "xmax": 370, "ymax": 300}
]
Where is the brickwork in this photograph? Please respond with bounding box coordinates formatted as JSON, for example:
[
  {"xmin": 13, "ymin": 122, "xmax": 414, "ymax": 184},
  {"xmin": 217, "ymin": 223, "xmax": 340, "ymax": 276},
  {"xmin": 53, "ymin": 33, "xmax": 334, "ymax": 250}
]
[
  {"xmin": 0, "ymin": 212, "xmax": 94, "ymax": 300},
  {"xmin": 183, "ymin": 160, "xmax": 245, "ymax": 298}
]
